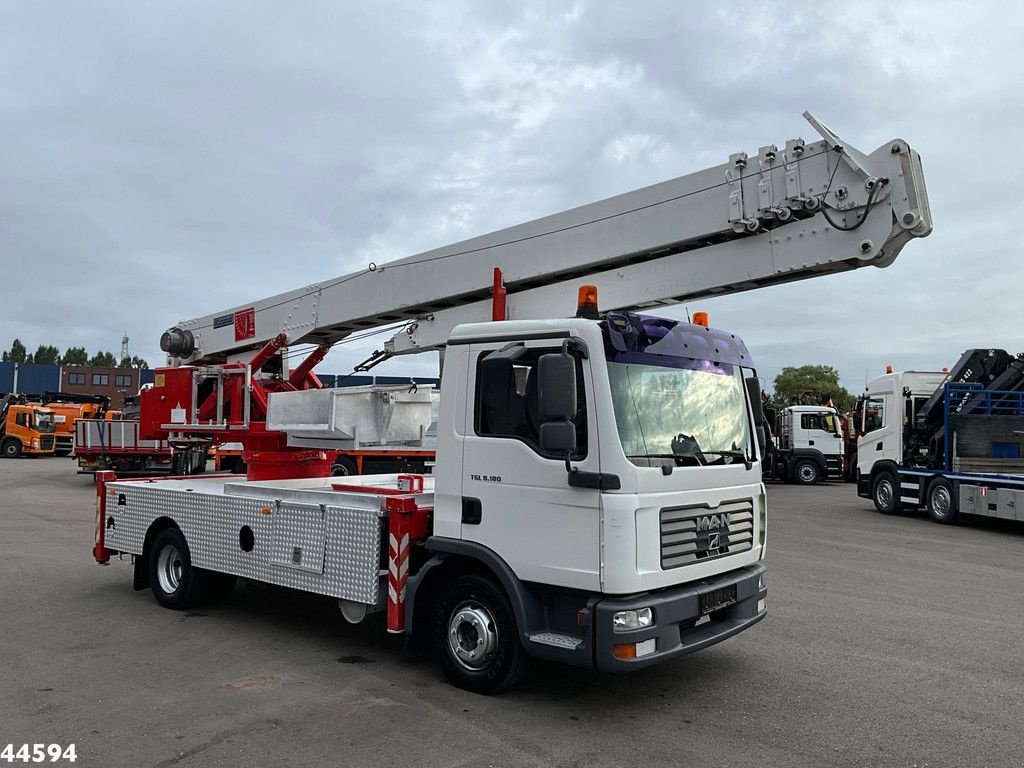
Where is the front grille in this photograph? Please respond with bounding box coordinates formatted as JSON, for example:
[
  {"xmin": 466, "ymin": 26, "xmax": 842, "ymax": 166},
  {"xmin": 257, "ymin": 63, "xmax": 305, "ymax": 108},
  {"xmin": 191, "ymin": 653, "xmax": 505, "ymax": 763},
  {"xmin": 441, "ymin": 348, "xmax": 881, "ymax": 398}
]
[
  {"xmin": 660, "ymin": 499, "xmax": 755, "ymax": 569},
  {"xmin": 39, "ymin": 435, "xmax": 55, "ymax": 451}
]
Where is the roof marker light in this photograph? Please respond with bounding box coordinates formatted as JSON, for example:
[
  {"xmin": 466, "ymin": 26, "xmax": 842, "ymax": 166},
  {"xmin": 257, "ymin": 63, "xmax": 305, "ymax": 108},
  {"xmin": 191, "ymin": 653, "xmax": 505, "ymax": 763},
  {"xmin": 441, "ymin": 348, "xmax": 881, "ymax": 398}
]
[
  {"xmin": 576, "ymin": 285, "xmax": 599, "ymax": 319},
  {"xmin": 692, "ymin": 311, "xmax": 709, "ymax": 328}
]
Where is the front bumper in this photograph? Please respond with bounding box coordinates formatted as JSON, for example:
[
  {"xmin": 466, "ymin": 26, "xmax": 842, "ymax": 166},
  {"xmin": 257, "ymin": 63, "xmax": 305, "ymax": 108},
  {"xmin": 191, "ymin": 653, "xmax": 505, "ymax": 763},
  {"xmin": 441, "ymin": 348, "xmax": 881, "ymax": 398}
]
[{"xmin": 593, "ymin": 563, "xmax": 766, "ymax": 672}]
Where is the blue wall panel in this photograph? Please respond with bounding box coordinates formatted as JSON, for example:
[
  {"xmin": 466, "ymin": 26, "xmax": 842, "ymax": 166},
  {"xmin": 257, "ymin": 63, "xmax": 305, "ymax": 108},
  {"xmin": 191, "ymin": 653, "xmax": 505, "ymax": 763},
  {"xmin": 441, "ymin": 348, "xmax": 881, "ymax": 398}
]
[{"xmin": 0, "ymin": 362, "xmax": 61, "ymax": 396}]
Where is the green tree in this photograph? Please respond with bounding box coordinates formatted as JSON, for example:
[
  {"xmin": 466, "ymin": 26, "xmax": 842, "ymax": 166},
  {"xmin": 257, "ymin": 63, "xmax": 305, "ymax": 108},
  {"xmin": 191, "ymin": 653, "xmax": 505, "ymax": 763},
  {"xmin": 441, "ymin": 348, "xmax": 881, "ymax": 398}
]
[
  {"xmin": 772, "ymin": 364, "xmax": 855, "ymax": 412},
  {"xmin": 118, "ymin": 355, "xmax": 149, "ymax": 369},
  {"xmin": 32, "ymin": 345, "xmax": 61, "ymax": 365},
  {"xmin": 61, "ymin": 347, "xmax": 88, "ymax": 365},
  {"xmin": 2, "ymin": 339, "xmax": 28, "ymax": 363},
  {"xmin": 87, "ymin": 350, "xmax": 118, "ymax": 367}
]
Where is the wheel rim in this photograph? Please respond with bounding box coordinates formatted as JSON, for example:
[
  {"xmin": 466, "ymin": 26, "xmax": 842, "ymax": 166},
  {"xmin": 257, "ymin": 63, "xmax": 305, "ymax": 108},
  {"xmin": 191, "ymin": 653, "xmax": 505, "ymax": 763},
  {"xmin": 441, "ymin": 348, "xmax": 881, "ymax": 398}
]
[
  {"xmin": 876, "ymin": 479, "xmax": 894, "ymax": 508},
  {"xmin": 798, "ymin": 464, "xmax": 816, "ymax": 482},
  {"xmin": 931, "ymin": 485, "xmax": 952, "ymax": 517},
  {"xmin": 156, "ymin": 544, "xmax": 183, "ymax": 594},
  {"xmin": 447, "ymin": 602, "xmax": 498, "ymax": 671}
]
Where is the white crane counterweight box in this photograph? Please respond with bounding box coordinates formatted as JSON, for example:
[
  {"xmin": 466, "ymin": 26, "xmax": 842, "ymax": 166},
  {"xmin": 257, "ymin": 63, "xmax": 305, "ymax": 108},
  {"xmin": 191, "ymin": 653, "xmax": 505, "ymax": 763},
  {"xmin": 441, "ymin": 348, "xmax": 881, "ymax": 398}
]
[{"xmin": 267, "ymin": 384, "xmax": 433, "ymax": 450}]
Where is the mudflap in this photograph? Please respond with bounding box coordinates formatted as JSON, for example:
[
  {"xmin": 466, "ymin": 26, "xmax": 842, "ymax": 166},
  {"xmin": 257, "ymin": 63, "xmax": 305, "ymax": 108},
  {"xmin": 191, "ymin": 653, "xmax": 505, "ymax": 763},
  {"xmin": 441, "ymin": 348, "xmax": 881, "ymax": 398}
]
[{"xmin": 132, "ymin": 554, "xmax": 150, "ymax": 591}]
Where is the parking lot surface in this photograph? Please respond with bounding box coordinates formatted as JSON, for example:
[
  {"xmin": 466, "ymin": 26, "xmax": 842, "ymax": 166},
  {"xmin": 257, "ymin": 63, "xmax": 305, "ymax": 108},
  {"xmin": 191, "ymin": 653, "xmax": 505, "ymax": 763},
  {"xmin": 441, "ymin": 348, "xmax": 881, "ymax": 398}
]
[{"xmin": 2, "ymin": 458, "xmax": 1022, "ymax": 767}]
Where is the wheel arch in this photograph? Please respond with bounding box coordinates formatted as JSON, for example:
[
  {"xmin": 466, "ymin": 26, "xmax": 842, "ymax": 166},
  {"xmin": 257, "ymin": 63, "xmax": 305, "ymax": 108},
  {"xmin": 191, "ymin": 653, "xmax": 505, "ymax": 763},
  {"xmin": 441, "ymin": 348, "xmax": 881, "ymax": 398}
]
[{"xmin": 405, "ymin": 539, "xmax": 536, "ymax": 652}]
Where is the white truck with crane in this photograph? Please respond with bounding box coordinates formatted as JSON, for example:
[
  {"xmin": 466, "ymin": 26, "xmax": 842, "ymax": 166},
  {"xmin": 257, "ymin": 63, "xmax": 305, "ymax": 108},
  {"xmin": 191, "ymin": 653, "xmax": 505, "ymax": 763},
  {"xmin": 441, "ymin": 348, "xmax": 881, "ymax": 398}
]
[
  {"xmin": 93, "ymin": 113, "xmax": 932, "ymax": 692},
  {"xmin": 857, "ymin": 349, "xmax": 1024, "ymax": 525}
]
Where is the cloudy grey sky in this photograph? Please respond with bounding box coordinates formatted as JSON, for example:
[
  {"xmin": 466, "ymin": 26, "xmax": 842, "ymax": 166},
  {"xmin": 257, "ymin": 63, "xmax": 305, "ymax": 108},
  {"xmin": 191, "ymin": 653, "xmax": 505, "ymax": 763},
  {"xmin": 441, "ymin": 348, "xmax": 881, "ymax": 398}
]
[{"xmin": 2, "ymin": 1, "xmax": 1022, "ymax": 394}]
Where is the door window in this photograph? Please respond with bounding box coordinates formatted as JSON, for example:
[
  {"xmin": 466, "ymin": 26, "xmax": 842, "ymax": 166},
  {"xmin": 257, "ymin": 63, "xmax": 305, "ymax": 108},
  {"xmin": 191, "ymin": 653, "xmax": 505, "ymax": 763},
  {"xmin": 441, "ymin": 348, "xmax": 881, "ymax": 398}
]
[
  {"xmin": 474, "ymin": 347, "xmax": 587, "ymax": 459},
  {"xmin": 863, "ymin": 397, "xmax": 885, "ymax": 433}
]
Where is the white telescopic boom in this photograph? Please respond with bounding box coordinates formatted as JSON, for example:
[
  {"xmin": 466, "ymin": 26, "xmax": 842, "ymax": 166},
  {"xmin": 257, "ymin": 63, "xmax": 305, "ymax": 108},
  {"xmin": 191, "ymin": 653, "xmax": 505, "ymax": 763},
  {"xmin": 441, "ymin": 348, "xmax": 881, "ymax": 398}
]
[{"xmin": 162, "ymin": 112, "xmax": 930, "ymax": 364}]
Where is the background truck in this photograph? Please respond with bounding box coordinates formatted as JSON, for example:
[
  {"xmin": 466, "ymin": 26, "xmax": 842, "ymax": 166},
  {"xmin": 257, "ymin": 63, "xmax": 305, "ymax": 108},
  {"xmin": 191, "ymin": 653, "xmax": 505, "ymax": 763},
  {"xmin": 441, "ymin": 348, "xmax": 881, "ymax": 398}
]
[
  {"xmin": 0, "ymin": 394, "xmax": 57, "ymax": 458},
  {"xmin": 857, "ymin": 349, "xmax": 1024, "ymax": 524},
  {"xmin": 765, "ymin": 404, "xmax": 844, "ymax": 484},
  {"xmin": 39, "ymin": 391, "xmax": 111, "ymax": 456},
  {"xmin": 73, "ymin": 391, "xmax": 207, "ymax": 477},
  {"xmin": 93, "ymin": 113, "xmax": 932, "ymax": 692}
]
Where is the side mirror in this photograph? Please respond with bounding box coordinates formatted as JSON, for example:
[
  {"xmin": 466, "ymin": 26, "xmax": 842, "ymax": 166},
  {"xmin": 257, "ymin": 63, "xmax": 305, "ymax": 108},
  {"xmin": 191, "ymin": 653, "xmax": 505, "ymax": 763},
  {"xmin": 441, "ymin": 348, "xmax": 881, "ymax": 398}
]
[
  {"xmin": 540, "ymin": 421, "xmax": 576, "ymax": 454},
  {"xmin": 756, "ymin": 424, "xmax": 768, "ymax": 456},
  {"xmin": 745, "ymin": 377, "xmax": 766, "ymax": 456},
  {"xmin": 538, "ymin": 352, "xmax": 577, "ymax": 422},
  {"xmin": 538, "ymin": 351, "xmax": 577, "ymax": 455}
]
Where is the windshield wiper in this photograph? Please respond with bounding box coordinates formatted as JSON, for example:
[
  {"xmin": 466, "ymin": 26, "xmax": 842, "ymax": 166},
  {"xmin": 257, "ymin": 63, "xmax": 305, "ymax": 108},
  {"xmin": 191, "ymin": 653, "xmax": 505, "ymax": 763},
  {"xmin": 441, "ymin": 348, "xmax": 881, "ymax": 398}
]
[
  {"xmin": 695, "ymin": 450, "xmax": 753, "ymax": 471},
  {"xmin": 627, "ymin": 453, "xmax": 704, "ymax": 473}
]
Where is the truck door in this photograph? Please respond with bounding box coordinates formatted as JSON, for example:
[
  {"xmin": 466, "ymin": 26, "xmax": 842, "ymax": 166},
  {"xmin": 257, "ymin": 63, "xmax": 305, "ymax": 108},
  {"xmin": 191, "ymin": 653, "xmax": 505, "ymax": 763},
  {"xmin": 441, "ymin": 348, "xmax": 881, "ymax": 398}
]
[
  {"xmin": 461, "ymin": 340, "xmax": 601, "ymax": 592},
  {"xmin": 859, "ymin": 388, "xmax": 900, "ymax": 473}
]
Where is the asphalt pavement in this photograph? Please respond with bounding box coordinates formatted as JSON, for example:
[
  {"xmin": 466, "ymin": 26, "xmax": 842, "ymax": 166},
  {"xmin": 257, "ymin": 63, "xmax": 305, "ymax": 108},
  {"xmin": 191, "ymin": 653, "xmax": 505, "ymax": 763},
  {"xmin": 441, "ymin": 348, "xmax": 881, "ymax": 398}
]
[{"xmin": 2, "ymin": 458, "xmax": 1022, "ymax": 767}]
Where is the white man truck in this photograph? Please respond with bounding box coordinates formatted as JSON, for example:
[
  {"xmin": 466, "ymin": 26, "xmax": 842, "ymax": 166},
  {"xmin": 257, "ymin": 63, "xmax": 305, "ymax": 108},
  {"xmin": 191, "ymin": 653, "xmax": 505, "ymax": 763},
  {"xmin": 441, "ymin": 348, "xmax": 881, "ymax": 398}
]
[
  {"xmin": 767, "ymin": 405, "xmax": 844, "ymax": 484},
  {"xmin": 857, "ymin": 349, "xmax": 1024, "ymax": 525},
  {"xmin": 93, "ymin": 113, "xmax": 932, "ymax": 692}
]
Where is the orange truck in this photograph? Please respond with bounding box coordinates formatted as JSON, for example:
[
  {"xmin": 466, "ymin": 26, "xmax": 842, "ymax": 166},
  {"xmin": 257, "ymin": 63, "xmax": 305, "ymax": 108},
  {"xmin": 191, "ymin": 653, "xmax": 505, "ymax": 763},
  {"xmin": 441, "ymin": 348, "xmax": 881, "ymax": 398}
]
[
  {"xmin": 0, "ymin": 394, "xmax": 57, "ymax": 458},
  {"xmin": 39, "ymin": 392, "xmax": 111, "ymax": 456}
]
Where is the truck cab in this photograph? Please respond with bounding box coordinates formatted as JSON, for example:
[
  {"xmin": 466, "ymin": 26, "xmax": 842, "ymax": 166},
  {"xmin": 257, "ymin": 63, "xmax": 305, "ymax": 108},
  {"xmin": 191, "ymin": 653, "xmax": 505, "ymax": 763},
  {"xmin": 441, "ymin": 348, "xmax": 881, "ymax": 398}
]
[
  {"xmin": 855, "ymin": 370, "xmax": 947, "ymax": 495},
  {"xmin": 1, "ymin": 403, "xmax": 57, "ymax": 458},
  {"xmin": 424, "ymin": 311, "xmax": 767, "ymax": 671},
  {"xmin": 768, "ymin": 405, "xmax": 844, "ymax": 484}
]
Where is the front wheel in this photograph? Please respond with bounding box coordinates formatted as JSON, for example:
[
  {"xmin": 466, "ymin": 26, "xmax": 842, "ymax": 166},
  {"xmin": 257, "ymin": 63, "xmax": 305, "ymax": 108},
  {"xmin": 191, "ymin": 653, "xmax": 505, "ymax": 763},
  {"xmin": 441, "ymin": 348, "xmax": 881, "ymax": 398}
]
[
  {"xmin": 872, "ymin": 471, "xmax": 899, "ymax": 515},
  {"xmin": 431, "ymin": 574, "xmax": 529, "ymax": 694},
  {"xmin": 927, "ymin": 478, "xmax": 959, "ymax": 524},
  {"xmin": 793, "ymin": 460, "xmax": 820, "ymax": 485},
  {"xmin": 2, "ymin": 439, "xmax": 22, "ymax": 459}
]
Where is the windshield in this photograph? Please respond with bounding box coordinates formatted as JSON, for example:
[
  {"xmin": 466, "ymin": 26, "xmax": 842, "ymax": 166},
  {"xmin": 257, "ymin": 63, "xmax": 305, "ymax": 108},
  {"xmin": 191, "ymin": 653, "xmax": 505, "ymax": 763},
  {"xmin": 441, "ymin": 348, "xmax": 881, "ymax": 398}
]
[
  {"xmin": 34, "ymin": 412, "xmax": 55, "ymax": 433},
  {"xmin": 608, "ymin": 361, "xmax": 752, "ymax": 467}
]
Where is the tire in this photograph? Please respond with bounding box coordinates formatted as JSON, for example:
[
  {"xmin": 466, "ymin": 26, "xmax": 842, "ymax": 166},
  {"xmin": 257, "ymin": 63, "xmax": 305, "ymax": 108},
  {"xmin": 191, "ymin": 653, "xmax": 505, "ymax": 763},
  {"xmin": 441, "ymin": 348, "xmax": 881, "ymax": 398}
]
[
  {"xmin": 431, "ymin": 574, "xmax": 529, "ymax": 694},
  {"xmin": 2, "ymin": 439, "xmax": 22, "ymax": 459},
  {"xmin": 331, "ymin": 456, "xmax": 358, "ymax": 477},
  {"xmin": 926, "ymin": 478, "xmax": 959, "ymax": 524},
  {"xmin": 872, "ymin": 471, "xmax": 899, "ymax": 515},
  {"xmin": 793, "ymin": 460, "xmax": 820, "ymax": 485},
  {"xmin": 149, "ymin": 527, "xmax": 212, "ymax": 610}
]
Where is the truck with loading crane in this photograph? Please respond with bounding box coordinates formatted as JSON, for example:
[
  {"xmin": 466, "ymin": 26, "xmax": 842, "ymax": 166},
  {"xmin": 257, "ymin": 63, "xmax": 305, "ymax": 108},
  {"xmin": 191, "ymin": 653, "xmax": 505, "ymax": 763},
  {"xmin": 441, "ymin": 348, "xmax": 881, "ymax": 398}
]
[
  {"xmin": 92, "ymin": 113, "xmax": 932, "ymax": 692},
  {"xmin": 857, "ymin": 349, "xmax": 1024, "ymax": 525},
  {"xmin": 39, "ymin": 391, "xmax": 111, "ymax": 456}
]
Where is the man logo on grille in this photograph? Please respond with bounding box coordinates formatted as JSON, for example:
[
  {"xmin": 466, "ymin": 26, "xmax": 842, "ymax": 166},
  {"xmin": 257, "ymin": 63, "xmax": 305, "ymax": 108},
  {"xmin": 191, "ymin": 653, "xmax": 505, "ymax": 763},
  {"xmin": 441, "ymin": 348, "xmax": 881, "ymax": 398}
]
[
  {"xmin": 696, "ymin": 514, "xmax": 727, "ymax": 531},
  {"xmin": 708, "ymin": 531, "xmax": 721, "ymax": 549}
]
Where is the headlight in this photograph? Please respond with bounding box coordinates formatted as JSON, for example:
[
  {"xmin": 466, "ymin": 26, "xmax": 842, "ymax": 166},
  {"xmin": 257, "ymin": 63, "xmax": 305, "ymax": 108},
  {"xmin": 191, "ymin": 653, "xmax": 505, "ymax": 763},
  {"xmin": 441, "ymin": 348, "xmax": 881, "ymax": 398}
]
[
  {"xmin": 613, "ymin": 607, "xmax": 653, "ymax": 632},
  {"xmin": 32, "ymin": 440, "xmax": 40, "ymax": 449}
]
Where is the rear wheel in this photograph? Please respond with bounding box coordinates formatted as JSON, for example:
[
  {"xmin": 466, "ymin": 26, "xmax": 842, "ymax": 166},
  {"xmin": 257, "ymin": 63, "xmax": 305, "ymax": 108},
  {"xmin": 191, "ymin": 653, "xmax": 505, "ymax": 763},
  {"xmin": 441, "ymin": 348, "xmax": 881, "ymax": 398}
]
[
  {"xmin": 872, "ymin": 471, "xmax": 899, "ymax": 515},
  {"xmin": 793, "ymin": 460, "xmax": 820, "ymax": 485},
  {"xmin": 431, "ymin": 574, "xmax": 529, "ymax": 694},
  {"xmin": 926, "ymin": 478, "xmax": 958, "ymax": 524},
  {"xmin": 331, "ymin": 456, "xmax": 358, "ymax": 477},
  {"xmin": 2, "ymin": 439, "xmax": 22, "ymax": 458},
  {"xmin": 148, "ymin": 527, "xmax": 218, "ymax": 609}
]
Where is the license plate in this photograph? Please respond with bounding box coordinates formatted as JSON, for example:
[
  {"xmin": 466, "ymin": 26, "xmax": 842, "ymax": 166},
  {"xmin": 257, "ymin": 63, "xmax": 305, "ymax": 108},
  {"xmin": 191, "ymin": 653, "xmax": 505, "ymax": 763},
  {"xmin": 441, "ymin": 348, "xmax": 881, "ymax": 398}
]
[{"xmin": 699, "ymin": 584, "xmax": 737, "ymax": 615}]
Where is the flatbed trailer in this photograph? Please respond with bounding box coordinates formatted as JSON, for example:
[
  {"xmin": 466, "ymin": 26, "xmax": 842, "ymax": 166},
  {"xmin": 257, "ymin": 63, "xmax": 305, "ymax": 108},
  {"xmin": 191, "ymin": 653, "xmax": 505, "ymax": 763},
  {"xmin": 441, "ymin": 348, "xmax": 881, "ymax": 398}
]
[{"xmin": 75, "ymin": 418, "xmax": 176, "ymax": 476}]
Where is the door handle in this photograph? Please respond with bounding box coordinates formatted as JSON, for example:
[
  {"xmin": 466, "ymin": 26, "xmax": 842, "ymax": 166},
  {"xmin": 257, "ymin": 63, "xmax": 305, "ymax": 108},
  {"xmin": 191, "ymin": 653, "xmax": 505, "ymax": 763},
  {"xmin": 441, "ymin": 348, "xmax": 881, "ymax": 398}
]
[
  {"xmin": 461, "ymin": 497, "xmax": 482, "ymax": 525},
  {"xmin": 875, "ymin": 442, "xmax": 883, "ymax": 451}
]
